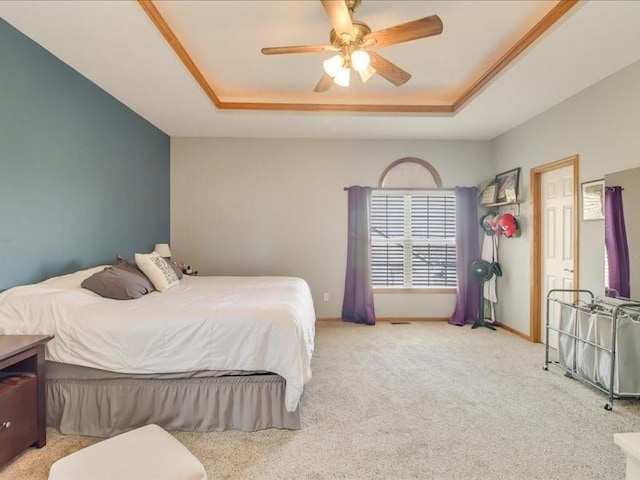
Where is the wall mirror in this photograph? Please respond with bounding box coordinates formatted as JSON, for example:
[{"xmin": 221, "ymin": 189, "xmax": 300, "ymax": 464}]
[{"xmin": 604, "ymin": 166, "xmax": 640, "ymax": 299}]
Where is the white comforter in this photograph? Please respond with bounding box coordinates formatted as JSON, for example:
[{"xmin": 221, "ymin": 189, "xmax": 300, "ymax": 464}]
[{"xmin": 0, "ymin": 267, "xmax": 316, "ymax": 412}]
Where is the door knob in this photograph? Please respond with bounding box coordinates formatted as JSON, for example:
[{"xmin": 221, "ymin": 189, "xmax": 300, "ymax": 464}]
[{"xmin": 564, "ymin": 268, "xmax": 574, "ymax": 273}]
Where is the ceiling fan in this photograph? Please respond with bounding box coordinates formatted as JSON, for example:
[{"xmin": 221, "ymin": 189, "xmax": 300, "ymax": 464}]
[{"xmin": 261, "ymin": 0, "xmax": 443, "ymax": 92}]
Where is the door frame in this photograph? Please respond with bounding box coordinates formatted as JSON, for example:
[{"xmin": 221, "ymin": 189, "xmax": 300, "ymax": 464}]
[{"xmin": 529, "ymin": 155, "xmax": 579, "ymax": 343}]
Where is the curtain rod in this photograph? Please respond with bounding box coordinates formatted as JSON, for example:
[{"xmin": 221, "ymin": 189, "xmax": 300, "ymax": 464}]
[{"xmin": 343, "ymin": 186, "xmax": 455, "ymax": 192}]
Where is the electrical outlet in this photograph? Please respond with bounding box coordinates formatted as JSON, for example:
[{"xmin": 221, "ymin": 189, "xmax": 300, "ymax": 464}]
[{"xmin": 323, "ymin": 293, "xmax": 329, "ymax": 302}]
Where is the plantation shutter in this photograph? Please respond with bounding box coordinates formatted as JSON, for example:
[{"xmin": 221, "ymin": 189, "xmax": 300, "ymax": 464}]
[{"xmin": 371, "ymin": 191, "xmax": 456, "ymax": 288}]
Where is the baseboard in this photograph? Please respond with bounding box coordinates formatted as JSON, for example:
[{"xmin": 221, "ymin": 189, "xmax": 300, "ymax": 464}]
[
  {"xmin": 318, "ymin": 317, "xmax": 532, "ymax": 340},
  {"xmin": 316, "ymin": 317, "xmax": 448, "ymax": 323},
  {"xmin": 495, "ymin": 321, "xmax": 531, "ymax": 341},
  {"xmin": 377, "ymin": 317, "xmax": 448, "ymax": 322}
]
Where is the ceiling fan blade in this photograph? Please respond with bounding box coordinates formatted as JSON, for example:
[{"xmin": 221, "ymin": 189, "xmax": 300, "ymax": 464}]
[
  {"xmin": 314, "ymin": 72, "xmax": 334, "ymax": 93},
  {"xmin": 368, "ymin": 52, "xmax": 411, "ymax": 86},
  {"xmin": 321, "ymin": 0, "xmax": 354, "ymax": 38},
  {"xmin": 365, "ymin": 15, "xmax": 443, "ymax": 49},
  {"xmin": 261, "ymin": 45, "xmax": 336, "ymax": 55}
]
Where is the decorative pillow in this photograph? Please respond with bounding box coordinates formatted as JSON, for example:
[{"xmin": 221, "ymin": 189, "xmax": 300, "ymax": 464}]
[
  {"xmin": 135, "ymin": 252, "xmax": 180, "ymax": 292},
  {"xmin": 164, "ymin": 258, "xmax": 183, "ymax": 280},
  {"xmin": 116, "ymin": 255, "xmax": 156, "ymax": 292},
  {"xmin": 81, "ymin": 266, "xmax": 153, "ymax": 300}
]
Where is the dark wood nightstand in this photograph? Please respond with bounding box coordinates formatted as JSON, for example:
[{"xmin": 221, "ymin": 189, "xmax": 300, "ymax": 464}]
[{"xmin": 0, "ymin": 335, "xmax": 53, "ymax": 466}]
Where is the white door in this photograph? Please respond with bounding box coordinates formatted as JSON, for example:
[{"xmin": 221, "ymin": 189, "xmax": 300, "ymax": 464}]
[{"xmin": 541, "ymin": 165, "xmax": 575, "ymax": 347}]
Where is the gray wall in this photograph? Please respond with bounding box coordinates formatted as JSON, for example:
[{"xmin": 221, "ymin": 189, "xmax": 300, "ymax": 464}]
[
  {"xmin": 0, "ymin": 18, "xmax": 170, "ymax": 290},
  {"xmin": 490, "ymin": 58, "xmax": 640, "ymax": 335},
  {"xmin": 171, "ymin": 137, "xmax": 490, "ymax": 317}
]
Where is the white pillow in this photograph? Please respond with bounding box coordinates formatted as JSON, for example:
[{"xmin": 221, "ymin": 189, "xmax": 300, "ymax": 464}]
[{"xmin": 135, "ymin": 252, "xmax": 179, "ymax": 292}]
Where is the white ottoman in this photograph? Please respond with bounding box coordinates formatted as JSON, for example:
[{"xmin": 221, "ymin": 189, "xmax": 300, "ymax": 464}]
[
  {"xmin": 615, "ymin": 432, "xmax": 640, "ymax": 480},
  {"xmin": 48, "ymin": 424, "xmax": 207, "ymax": 480}
]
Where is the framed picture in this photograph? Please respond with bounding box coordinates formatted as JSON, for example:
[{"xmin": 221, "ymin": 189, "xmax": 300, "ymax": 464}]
[
  {"xmin": 480, "ymin": 184, "xmax": 497, "ymax": 205},
  {"xmin": 582, "ymin": 179, "xmax": 604, "ymax": 221},
  {"xmin": 494, "ymin": 168, "xmax": 520, "ymax": 203}
]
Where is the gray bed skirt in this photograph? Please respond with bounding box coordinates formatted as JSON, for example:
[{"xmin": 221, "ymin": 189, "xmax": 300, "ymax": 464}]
[{"xmin": 46, "ymin": 362, "xmax": 300, "ymax": 437}]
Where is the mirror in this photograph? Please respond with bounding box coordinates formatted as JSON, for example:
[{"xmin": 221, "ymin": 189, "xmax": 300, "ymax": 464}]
[{"xmin": 604, "ymin": 167, "xmax": 640, "ymax": 299}]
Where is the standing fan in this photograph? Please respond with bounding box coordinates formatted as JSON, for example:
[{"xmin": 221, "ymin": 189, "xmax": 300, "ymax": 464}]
[{"xmin": 470, "ymin": 260, "xmax": 496, "ymax": 331}]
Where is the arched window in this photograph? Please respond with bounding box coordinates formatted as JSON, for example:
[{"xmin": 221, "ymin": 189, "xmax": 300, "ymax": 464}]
[
  {"xmin": 378, "ymin": 157, "xmax": 443, "ymax": 188},
  {"xmin": 371, "ymin": 158, "xmax": 456, "ymax": 290}
]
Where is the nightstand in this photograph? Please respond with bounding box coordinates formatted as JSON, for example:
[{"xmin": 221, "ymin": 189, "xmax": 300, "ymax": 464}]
[{"xmin": 0, "ymin": 334, "xmax": 53, "ymax": 466}]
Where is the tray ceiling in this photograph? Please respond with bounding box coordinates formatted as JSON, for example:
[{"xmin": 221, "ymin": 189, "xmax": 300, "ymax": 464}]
[{"xmin": 2, "ymin": 1, "xmax": 640, "ymax": 139}]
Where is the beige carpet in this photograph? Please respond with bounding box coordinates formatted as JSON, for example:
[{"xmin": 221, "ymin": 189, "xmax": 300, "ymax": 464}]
[{"xmin": 3, "ymin": 321, "xmax": 640, "ymax": 479}]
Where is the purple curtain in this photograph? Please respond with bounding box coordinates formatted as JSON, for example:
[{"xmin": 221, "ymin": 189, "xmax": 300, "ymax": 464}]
[
  {"xmin": 342, "ymin": 186, "xmax": 376, "ymax": 325},
  {"xmin": 449, "ymin": 187, "xmax": 480, "ymax": 326},
  {"xmin": 605, "ymin": 186, "xmax": 630, "ymax": 298}
]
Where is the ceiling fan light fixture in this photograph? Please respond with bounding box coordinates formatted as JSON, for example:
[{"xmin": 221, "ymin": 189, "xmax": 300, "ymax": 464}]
[
  {"xmin": 358, "ymin": 64, "xmax": 376, "ymax": 83},
  {"xmin": 350, "ymin": 50, "xmax": 370, "ymax": 72},
  {"xmin": 261, "ymin": 1, "xmax": 445, "ymax": 92},
  {"xmin": 333, "ymin": 66, "xmax": 351, "ymax": 87},
  {"xmin": 323, "ymin": 54, "xmax": 344, "ymax": 77}
]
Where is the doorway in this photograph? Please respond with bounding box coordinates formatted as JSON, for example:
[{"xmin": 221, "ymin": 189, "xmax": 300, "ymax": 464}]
[{"xmin": 529, "ymin": 155, "xmax": 579, "ymax": 343}]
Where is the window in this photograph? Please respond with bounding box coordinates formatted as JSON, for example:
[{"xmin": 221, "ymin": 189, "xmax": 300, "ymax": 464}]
[{"xmin": 371, "ymin": 190, "xmax": 456, "ymax": 288}]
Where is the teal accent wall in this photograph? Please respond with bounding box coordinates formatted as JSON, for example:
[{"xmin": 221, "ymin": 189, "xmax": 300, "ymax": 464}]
[{"xmin": 0, "ymin": 18, "xmax": 170, "ymax": 289}]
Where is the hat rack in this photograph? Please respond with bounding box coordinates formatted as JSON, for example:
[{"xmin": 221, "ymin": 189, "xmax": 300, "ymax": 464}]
[{"xmin": 482, "ymin": 201, "xmax": 521, "ymax": 217}]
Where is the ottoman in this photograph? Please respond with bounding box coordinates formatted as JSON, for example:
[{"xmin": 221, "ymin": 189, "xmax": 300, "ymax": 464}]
[{"xmin": 48, "ymin": 424, "xmax": 206, "ymax": 480}]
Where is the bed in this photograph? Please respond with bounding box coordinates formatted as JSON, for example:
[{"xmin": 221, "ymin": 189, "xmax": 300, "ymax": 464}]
[{"xmin": 0, "ymin": 266, "xmax": 316, "ymax": 436}]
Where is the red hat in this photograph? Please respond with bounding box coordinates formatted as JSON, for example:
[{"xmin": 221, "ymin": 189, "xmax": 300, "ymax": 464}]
[{"xmin": 498, "ymin": 213, "xmax": 520, "ymax": 238}]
